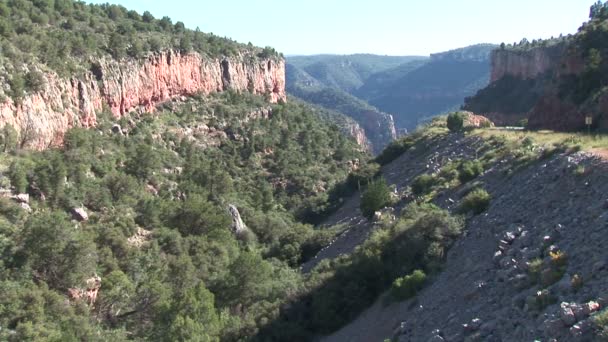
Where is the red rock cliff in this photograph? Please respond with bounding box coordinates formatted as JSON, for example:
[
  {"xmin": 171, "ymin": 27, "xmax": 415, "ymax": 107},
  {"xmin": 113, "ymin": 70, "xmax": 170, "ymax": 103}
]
[{"xmin": 0, "ymin": 51, "xmax": 286, "ymax": 149}]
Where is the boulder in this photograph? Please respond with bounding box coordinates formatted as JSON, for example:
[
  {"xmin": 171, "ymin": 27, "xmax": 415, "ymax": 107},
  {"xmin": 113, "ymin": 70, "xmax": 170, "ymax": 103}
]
[
  {"xmin": 228, "ymin": 204, "xmax": 247, "ymax": 234},
  {"xmin": 560, "ymin": 302, "xmax": 577, "ymax": 326},
  {"xmin": 13, "ymin": 193, "xmax": 29, "ymax": 203},
  {"xmin": 72, "ymin": 207, "xmax": 89, "ymax": 221}
]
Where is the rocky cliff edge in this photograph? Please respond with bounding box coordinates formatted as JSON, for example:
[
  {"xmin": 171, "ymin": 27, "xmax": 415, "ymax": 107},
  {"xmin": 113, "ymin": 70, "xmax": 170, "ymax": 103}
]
[{"xmin": 0, "ymin": 51, "xmax": 286, "ymax": 149}]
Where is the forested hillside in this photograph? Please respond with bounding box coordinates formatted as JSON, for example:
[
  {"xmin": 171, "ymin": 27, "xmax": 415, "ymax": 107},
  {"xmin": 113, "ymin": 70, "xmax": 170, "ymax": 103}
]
[{"xmin": 0, "ymin": 1, "xmax": 377, "ymax": 341}]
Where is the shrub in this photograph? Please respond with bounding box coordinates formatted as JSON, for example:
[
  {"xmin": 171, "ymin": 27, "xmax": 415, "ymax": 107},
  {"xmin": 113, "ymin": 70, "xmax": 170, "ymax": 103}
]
[
  {"xmin": 24, "ymin": 70, "xmax": 45, "ymax": 93},
  {"xmin": 518, "ymin": 118, "xmax": 529, "ymax": 128},
  {"xmin": 390, "ymin": 269, "xmax": 426, "ymax": 301},
  {"xmin": 571, "ymin": 274, "xmax": 583, "ymax": 291},
  {"xmin": 411, "ymin": 174, "xmax": 436, "ymax": 196},
  {"xmin": 526, "ymin": 289, "xmax": 557, "ymax": 311},
  {"xmin": 8, "ymin": 161, "xmax": 28, "ymax": 193},
  {"xmin": 360, "ymin": 178, "xmax": 392, "ymax": 218},
  {"xmin": 593, "ymin": 309, "xmax": 608, "ymax": 341},
  {"xmin": 447, "ymin": 112, "xmax": 465, "ymax": 132},
  {"xmin": 459, "ymin": 188, "xmax": 491, "ymax": 214},
  {"xmin": 375, "ymin": 137, "xmax": 415, "ymax": 166},
  {"xmin": 458, "ymin": 160, "xmax": 484, "ymax": 183}
]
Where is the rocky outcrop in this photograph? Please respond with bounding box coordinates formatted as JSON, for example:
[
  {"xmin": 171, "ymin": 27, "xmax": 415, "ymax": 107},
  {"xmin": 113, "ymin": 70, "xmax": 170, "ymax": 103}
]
[
  {"xmin": 461, "ymin": 111, "xmax": 494, "ymax": 128},
  {"xmin": 467, "ymin": 40, "xmax": 591, "ymax": 130},
  {"xmin": 68, "ymin": 275, "xmax": 102, "ymax": 306},
  {"xmin": 346, "ymin": 122, "xmax": 371, "ymax": 152},
  {"xmin": 0, "ymin": 51, "xmax": 286, "ymax": 149},
  {"xmin": 228, "ymin": 204, "xmax": 248, "ymax": 235},
  {"xmin": 490, "ymin": 45, "xmax": 565, "ymax": 82}
]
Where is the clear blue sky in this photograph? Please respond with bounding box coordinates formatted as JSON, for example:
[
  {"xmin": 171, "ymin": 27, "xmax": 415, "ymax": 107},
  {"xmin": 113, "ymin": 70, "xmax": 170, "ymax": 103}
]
[{"xmin": 88, "ymin": 0, "xmax": 591, "ymax": 56}]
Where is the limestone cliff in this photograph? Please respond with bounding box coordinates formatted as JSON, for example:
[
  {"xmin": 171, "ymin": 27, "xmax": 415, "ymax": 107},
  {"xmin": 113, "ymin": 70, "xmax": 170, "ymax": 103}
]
[
  {"xmin": 0, "ymin": 51, "xmax": 286, "ymax": 149},
  {"xmin": 464, "ymin": 22, "xmax": 604, "ymax": 131},
  {"xmin": 489, "ymin": 45, "xmax": 566, "ymax": 83}
]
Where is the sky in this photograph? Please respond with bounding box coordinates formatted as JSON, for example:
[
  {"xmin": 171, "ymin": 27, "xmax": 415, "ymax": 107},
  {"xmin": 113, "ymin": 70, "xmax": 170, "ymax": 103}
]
[{"xmin": 88, "ymin": 0, "xmax": 591, "ymax": 56}]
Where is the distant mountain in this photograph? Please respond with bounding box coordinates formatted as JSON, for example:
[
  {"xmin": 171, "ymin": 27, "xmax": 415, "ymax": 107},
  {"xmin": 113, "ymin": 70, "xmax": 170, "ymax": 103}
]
[
  {"xmin": 288, "ymin": 54, "xmax": 427, "ymax": 93},
  {"xmin": 356, "ymin": 44, "xmax": 496, "ymax": 129},
  {"xmin": 286, "ymin": 46, "xmax": 495, "ymax": 145},
  {"xmin": 287, "ymin": 64, "xmax": 396, "ymax": 154}
]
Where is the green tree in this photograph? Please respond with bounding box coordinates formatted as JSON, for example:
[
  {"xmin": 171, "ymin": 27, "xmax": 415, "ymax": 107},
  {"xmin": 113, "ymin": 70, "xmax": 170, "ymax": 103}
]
[
  {"xmin": 166, "ymin": 283, "xmax": 221, "ymax": 341},
  {"xmin": 108, "ymin": 32, "xmax": 126, "ymax": 59},
  {"xmin": 9, "ymin": 161, "xmax": 28, "ymax": 193},
  {"xmin": 447, "ymin": 112, "xmax": 465, "ymax": 132},
  {"xmin": 10, "ymin": 73, "xmax": 25, "ymax": 99},
  {"xmin": 125, "ymin": 142, "xmax": 161, "ymax": 180},
  {"xmin": 172, "ymin": 194, "xmax": 230, "ymax": 236},
  {"xmin": 360, "ymin": 177, "xmax": 392, "ymax": 218},
  {"xmin": 1, "ymin": 124, "xmax": 18, "ymax": 152},
  {"xmin": 20, "ymin": 212, "xmax": 97, "ymax": 289}
]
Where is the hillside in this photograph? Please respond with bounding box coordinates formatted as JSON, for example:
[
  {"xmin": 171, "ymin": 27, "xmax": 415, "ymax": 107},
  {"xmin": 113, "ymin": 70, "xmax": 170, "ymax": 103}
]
[
  {"xmin": 357, "ymin": 44, "xmax": 496, "ymax": 130},
  {"xmin": 0, "ymin": 1, "xmax": 380, "ymax": 341},
  {"xmin": 269, "ymin": 117, "xmax": 608, "ymax": 341},
  {"xmin": 465, "ymin": 5, "xmax": 608, "ymax": 131},
  {"xmin": 286, "ymin": 67, "xmax": 396, "ymax": 153}
]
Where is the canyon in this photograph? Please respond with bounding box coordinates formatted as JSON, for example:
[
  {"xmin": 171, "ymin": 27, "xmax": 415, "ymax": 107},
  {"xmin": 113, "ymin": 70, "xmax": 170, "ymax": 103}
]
[{"xmin": 0, "ymin": 50, "xmax": 286, "ymax": 149}]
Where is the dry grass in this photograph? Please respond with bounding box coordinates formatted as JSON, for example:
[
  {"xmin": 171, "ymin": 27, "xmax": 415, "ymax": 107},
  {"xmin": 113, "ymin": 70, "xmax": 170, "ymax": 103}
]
[{"xmin": 472, "ymin": 128, "xmax": 608, "ymax": 152}]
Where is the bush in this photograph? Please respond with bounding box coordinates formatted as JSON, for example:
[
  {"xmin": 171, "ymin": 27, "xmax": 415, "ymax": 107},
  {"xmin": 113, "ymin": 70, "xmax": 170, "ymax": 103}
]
[
  {"xmin": 447, "ymin": 112, "xmax": 465, "ymax": 132},
  {"xmin": 24, "ymin": 70, "xmax": 45, "ymax": 93},
  {"xmin": 374, "ymin": 137, "xmax": 415, "ymax": 166},
  {"xmin": 594, "ymin": 309, "xmax": 608, "ymax": 341},
  {"xmin": 458, "ymin": 160, "xmax": 484, "ymax": 183},
  {"xmin": 390, "ymin": 269, "xmax": 426, "ymax": 301},
  {"xmin": 411, "ymin": 174, "xmax": 436, "ymax": 196},
  {"xmin": 360, "ymin": 178, "xmax": 392, "ymax": 218},
  {"xmin": 459, "ymin": 188, "xmax": 491, "ymax": 214},
  {"xmin": 8, "ymin": 161, "xmax": 28, "ymax": 193}
]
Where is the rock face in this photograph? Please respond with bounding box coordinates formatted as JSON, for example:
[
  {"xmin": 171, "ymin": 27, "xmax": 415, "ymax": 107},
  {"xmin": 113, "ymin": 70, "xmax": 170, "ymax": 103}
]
[
  {"xmin": 346, "ymin": 122, "xmax": 371, "ymax": 152},
  {"xmin": 466, "ymin": 42, "xmax": 592, "ymax": 130},
  {"xmin": 489, "ymin": 45, "xmax": 565, "ymax": 83},
  {"xmin": 228, "ymin": 204, "xmax": 248, "ymax": 235},
  {"xmin": 0, "ymin": 51, "xmax": 286, "ymax": 149}
]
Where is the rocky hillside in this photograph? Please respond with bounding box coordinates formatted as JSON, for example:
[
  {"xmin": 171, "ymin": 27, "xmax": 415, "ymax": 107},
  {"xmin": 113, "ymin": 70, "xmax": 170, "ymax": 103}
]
[
  {"xmin": 465, "ymin": 4, "xmax": 608, "ymax": 131},
  {"xmin": 293, "ymin": 119, "xmax": 608, "ymax": 341},
  {"xmin": 0, "ymin": 0, "xmax": 285, "ymax": 149}
]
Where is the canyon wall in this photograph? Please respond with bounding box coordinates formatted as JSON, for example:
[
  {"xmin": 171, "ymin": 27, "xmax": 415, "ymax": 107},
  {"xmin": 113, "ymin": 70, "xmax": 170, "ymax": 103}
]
[
  {"xmin": 0, "ymin": 51, "xmax": 286, "ymax": 149},
  {"xmin": 466, "ymin": 41, "xmax": 593, "ymax": 130},
  {"xmin": 489, "ymin": 45, "xmax": 565, "ymax": 83}
]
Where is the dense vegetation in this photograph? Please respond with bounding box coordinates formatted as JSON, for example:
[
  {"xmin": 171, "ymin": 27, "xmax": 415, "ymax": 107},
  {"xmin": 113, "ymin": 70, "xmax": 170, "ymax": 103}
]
[
  {"xmin": 0, "ymin": 90, "xmax": 369, "ymax": 341},
  {"xmin": 0, "ymin": 0, "xmax": 278, "ymax": 85},
  {"xmin": 258, "ymin": 202, "xmax": 463, "ymax": 339}
]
